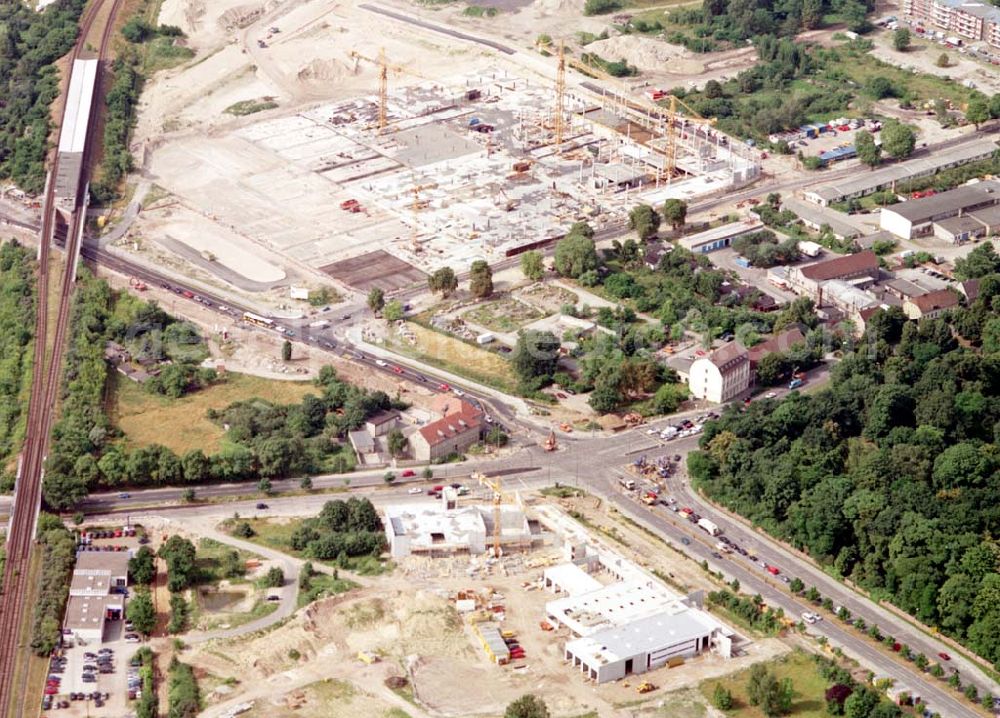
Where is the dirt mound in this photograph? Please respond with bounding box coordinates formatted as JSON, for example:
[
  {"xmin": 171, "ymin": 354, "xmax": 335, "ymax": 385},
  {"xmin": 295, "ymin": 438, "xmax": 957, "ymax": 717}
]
[
  {"xmin": 219, "ymin": 2, "xmax": 263, "ymax": 31},
  {"xmin": 297, "ymin": 58, "xmax": 351, "ymax": 82},
  {"xmin": 585, "ymin": 35, "xmax": 705, "ymax": 75},
  {"xmin": 532, "ymin": 0, "xmax": 585, "ymax": 17}
]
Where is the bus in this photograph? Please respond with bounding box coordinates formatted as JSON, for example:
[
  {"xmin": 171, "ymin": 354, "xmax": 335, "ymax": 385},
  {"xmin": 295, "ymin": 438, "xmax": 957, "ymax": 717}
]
[{"xmin": 243, "ymin": 311, "xmax": 275, "ymax": 329}]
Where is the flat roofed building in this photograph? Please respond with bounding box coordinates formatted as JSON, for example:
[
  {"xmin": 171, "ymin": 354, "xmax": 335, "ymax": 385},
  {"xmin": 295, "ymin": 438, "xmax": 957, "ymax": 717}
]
[
  {"xmin": 565, "ymin": 606, "xmax": 728, "ymax": 683},
  {"xmin": 542, "ymin": 563, "xmax": 603, "ymax": 597},
  {"xmin": 64, "ymin": 595, "xmax": 124, "ymax": 644},
  {"xmin": 879, "ymin": 182, "xmax": 1000, "ymax": 238},
  {"xmin": 688, "ymin": 342, "xmax": 750, "ymax": 404},
  {"xmin": 803, "ymin": 143, "xmax": 998, "ymax": 206},
  {"xmin": 968, "ymin": 204, "xmax": 1000, "ymax": 235},
  {"xmin": 934, "ymin": 214, "xmax": 988, "ymax": 244},
  {"xmin": 677, "ymin": 220, "xmax": 764, "ymax": 254},
  {"xmin": 546, "ymin": 578, "xmax": 684, "ymax": 636},
  {"xmin": 384, "ymin": 502, "xmax": 530, "ymax": 558}
]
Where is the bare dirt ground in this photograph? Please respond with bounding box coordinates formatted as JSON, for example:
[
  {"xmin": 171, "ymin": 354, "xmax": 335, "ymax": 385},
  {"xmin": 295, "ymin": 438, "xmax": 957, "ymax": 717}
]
[{"xmin": 172, "ymin": 495, "xmax": 792, "ymax": 718}]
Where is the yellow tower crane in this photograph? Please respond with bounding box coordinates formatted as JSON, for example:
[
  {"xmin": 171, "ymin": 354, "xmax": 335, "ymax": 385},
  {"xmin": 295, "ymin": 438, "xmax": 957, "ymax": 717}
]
[
  {"xmin": 554, "ymin": 41, "xmax": 566, "ymax": 152},
  {"xmin": 348, "ymin": 48, "xmax": 427, "ymax": 133},
  {"xmin": 472, "ymin": 471, "xmax": 510, "ymax": 558}
]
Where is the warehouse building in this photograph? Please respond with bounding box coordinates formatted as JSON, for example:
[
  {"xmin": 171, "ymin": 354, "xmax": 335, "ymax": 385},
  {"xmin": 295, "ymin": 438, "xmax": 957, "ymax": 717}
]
[
  {"xmin": 677, "ymin": 219, "xmax": 764, "ymax": 254},
  {"xmin": 543, "ymin": 546, "xmax": 733, "ymax": 684},
  {"xmin": 879, "ymin": 181, "xmax": 1000, "ymax": 239},
  {"xmin": 63, "ymin": 551, "xmax": 130, "ymax": 644},
  {"xmin": 803, "ymin": 143, "xmax": 998, "ymax": 206}
]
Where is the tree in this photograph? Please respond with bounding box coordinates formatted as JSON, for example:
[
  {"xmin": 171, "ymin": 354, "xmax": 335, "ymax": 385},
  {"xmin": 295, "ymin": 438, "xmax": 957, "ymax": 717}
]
[
  {"xmin": 221, "ymin": 550, "xmax": 244, "ymax": 579},
  {"xmin": 713, "ymin": 684, "xmax": 734, "ymax": 710},
  {"xmin": 826, "ymin": 684, "xmax": 854, "ymax": 715},
  {"xmin": 367, "ymin": 287, "xmax": 385, "ymax": 313},
  {"xmin": 881, "ymin": 121, "xmax": 917, "ymax": 160},
  {"xmin": 258, "ymin": 477, "xmax": 273, "ymax": 494},
  {"xmin": 265, "ymin": 566, "xmax": 284, "ymax": 588},
  {"xmin": 282, "ymin": 340, "xmax": 292, "ymax": 362},
  {"xmin": 844, "ymin": 687, "xmax": 880, "ymax": 718},
  {"xmin": 937, "ymin": 52, "xmax": 950, "ymax": 67},
  {"xmin": 233, "ymin": 521, "xmax": 255, "ymax": 538},
  {"xmin": 126, "ymin": 588, "xmax": 156, "ymax": 635},
  {"xmin": 300, "ymin": 476, "xmax": 313, "ymax": 490},
  {"xmin": 520, "ymin": 250, "xmax": 544, "ymax": 281},
  {"xmin": 966, "ymin": 95, "xmax": 990, "ymax": 128},
  {"xmin": 553, "ymin": 233, "xmax": 600, "ymax": 278},
  {"xmin": 158, "ymin": 535, "xmax": 198, "ymax": 592},
  {"xmin": 789, "ymin": 577, "xmax": 804, "ymax": 593},
  {"xmin": 129, "ymin": 546, "xmax": 156, "ymax": 585},
  {"xmin": 955, "ymin": 243, "xmax": 1000, "ymax": 279},
  {"xmin": 387, "ymin": 429, "xmax": 408, "ymax": 458},
  {"xmin": 628, "ymin": 204, "xmax": 661, "ymax": 240},
  {"xmin": 384, "ymin": 300, "xmax": 404, "ymax": 321},
  {"xmin": 485, "ymin": 425, "xmax": 509, "ymax": 447},
  {"xmin": 855, "ymin": 129, "xmax": 881, "ymax": 168},
  {"xmin": 663, "ymin": 198, "xmax": 688, "ymax": 230},
  {"xmin": 892, "ymin": 27, "xmax": 911, "ymax": 51},
  {"xmin": 428, "ymin": 266, "xmax": 458, "ymax": 297},
  {"xmin": 504, "ymin": 694, "xmax": 550, "ymax": 718},
  {"xmin": 747, "ymin": 664, "xmax": 793, "ymax": 717},
  {"xmin": 469, "ymin": 260, "xmax": 494, "ymax": 298},
  {"xmin": 512, "ymin": 330, "xmax": 560, "ymax": 384}
]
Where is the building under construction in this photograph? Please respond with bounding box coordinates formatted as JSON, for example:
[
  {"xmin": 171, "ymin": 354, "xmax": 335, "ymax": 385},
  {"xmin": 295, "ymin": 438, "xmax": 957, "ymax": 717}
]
[
  {"xmin": 227, "ymin": 60, "xmax": 760, "ymax": 290},
  {"xmin": 383, "ymin": 494, "xmax": 535, "ymax": 559}
]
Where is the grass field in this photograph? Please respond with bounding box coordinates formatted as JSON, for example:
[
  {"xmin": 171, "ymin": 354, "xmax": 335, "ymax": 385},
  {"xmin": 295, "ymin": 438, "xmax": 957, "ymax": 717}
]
[
  {"xmin": 700, "ymin": 651, "xmax": 828, "ymax": 718},
  {"xmin": 390, "ymin": 323, "xmax": 517, "ymax": 393},
  {"xmin": 111, "ymin": 372, "xmax": 318, "ymax": 454}
]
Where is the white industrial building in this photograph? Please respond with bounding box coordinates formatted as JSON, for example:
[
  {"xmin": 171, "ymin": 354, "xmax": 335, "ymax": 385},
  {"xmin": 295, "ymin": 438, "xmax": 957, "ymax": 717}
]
[
  {"xmin": 63, "ymin": 551, "xmax": 129, "ymax": 644},
  {"xmin": 384, "ymin": 498, "xmax": 532, "ymax": 558},
  {"xmin": 542, "ymin": 544, "xmax": 733, "ymax": 684},
  {"xmin": 878, "ymin": 181, "xmax": 1000, "ymax": 239}
]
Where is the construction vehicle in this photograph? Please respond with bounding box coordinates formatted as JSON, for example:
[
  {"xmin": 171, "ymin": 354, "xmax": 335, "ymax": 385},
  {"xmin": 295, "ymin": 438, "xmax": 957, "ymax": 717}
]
[
  {"xmin": 473, "ymin": 471, "xmax": 512, "ymax": 558},
  {"xmin": 641, "ymin": 491, "xmax": 658, "ymax": 506},
  {"xmin": 637, "ymin": 682, "xmax": 656, "ymax": 694},
  {"xmin": 543, "ymin": 431, "xmax": 558, "ymax": 452},
  {"xmin": 348, "ymin": 48, "xmax": 429, "ymax": 134},
  {"xmin": 129, "ymin": 277, "xmax": 147, "ymax": 291},
  {"xmin": 539, "ymin": 620, "xmax": 554, "ymax": 631}
]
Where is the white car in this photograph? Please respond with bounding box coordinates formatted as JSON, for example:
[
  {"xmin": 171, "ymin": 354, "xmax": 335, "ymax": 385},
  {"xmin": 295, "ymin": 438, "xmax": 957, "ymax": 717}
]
[
  {"xmin": 647, "ymin": 428, "xmax": 659, "ymax": 435},
  {"xmin": 375, "ymin": 359, "xmax": 387, "ymax": 367},
  {"xmin": 801, "ymin": 612, "xmax": 820, "ymax": 624},
  {"xmin": 766, "ymin": 391, "xmax": 777, "ymax": 399},
  {"xmin": 407, "ymin": 487, "xmax": 423, "ymax": 495},
  {"xmin": 454, "ymin": 389, "xmax": 465, "ymax": 397}
]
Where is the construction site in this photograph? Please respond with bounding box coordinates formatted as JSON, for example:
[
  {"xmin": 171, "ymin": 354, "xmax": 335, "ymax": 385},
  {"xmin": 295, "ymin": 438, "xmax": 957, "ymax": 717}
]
[{"xmin": 137, "ymin": 0, "xmax": 761, "ymax": 295}]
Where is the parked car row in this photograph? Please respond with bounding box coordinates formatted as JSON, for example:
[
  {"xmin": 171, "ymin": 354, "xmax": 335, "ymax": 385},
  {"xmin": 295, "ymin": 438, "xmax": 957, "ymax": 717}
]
[{"xmin": 78, "ymin": 527, "xmax": 136, "ymax": 543}]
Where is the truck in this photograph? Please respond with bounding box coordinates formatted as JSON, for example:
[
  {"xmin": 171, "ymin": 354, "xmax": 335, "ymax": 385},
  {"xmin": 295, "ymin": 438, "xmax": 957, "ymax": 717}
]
[
  {"xmin": 309, "ymin": 320, "xmax": 330, "ymax": 329},
  {"xmin": 697, "ymin": 518, "xmax": 722, "ymax": 537},
  {"xmin": 641, "ymin": 491, "xmax": 658, "ymax": 505},
  {"xmin": 798, "ymin": 240, "xmax": 823, "ymax": 258},
  {"xmin": 618, "ymin": 477, "xmax": 636, "ymax": 491}
]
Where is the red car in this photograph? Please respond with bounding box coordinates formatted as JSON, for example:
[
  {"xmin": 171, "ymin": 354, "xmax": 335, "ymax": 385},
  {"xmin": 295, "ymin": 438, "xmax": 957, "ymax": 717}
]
[
  {"xmin": 44, "ymin": 687, "xmax": 58, "ymax": 695},
  {"xmin": 438, "ymin": 383, "xmax": 450, "ymax": 392},
  {"xmin": 401, "ymin": 469, "xmax": 415, "ymax": 478},
  {"xmin": 766, "ymin": 565, "xmax": 780, "ymax": 576},
  {"xmin": 938, "ymin": 652, "xmax": 951, "ymax": 661},
  {"xmin": 392, "ymin": 365, "xmax": 403, "ymax": 374},
  {"xmin": 556, "ymin": 392, "xmax": 567, "ymax": 399}
]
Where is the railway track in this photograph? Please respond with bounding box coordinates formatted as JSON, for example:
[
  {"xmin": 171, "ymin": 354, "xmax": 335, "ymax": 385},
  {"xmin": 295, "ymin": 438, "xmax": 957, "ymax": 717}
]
[{"xmin": 0, "ymin": 0, "xmax": 124, "ymax": 712}]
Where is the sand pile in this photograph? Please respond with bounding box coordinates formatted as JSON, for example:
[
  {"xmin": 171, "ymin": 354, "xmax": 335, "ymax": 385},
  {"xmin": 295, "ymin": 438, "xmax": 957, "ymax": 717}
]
[
  {"xmin": 586, "ymin": 35, "xmax": 705, "ymax": 75},
  {"xmin": 532, "ymin": 0, "xmax": 585, "ymax": 17},
  {"xmin": 297, "ymin": 57, "xmax": 351, "ymax": 82},
  {"xmin": 219, "ymin": 2, "xmax": 263, "ymax": 31}
]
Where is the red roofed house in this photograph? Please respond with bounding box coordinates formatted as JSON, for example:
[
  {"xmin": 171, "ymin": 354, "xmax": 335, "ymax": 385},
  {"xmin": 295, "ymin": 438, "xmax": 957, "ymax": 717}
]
[
  {"xmin": 747, "ymin": 325, "xmax": 806, "ymax": 383},
  {"xmin": 412, "ymin": 400, "xmax": 484, "ymax": 461},
  {"xmin": 902, "ymin": 289, "xmax": 961, "ymax": 320}
]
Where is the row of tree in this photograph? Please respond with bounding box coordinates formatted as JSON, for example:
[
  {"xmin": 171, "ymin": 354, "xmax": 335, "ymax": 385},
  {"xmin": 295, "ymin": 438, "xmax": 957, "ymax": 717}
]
[
  {"xmin": 0, "ymin": 241, "xmax": 37, "ymax": 488},
  {"xmin": 0, "ymin": 0, "xmax": 88, "ymax": 193},
  {"xmin": 689, "ymin": 266, "xmax": 1000, "ymax": 665},
  {"xmin": 29, "ymin": 514, "xmax": 78, "ymax": 655}
]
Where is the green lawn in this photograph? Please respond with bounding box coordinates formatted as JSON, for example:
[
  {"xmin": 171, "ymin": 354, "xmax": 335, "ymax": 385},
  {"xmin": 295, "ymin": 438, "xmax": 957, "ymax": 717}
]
[
  {"xmin": 700, "ymin": 651, "xmax": 828, "ymax": 718},
  {"xmin": 195, "ymin": 537, "xmax": 259, "ymax": 584}
]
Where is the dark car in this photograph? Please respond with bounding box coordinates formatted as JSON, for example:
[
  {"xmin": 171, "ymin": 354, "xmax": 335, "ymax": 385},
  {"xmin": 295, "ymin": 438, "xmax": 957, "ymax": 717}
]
[
  {"xmin": 256, "ymin": 503, "xmax": 268, "ymax": 510},
  {"xmin": 681, "ymin": 537, "xmax": 691, "ymax": 545}
]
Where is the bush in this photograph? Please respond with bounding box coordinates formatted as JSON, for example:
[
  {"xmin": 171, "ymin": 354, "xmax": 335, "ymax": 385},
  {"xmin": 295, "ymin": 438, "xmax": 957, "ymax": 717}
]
[
  {"xmin": 168, "ymin": 594, "xmax": 189, "ymax": 634},
  {"xmin": 713, "ymin": 684, "xmax": 734, "ymax": 710},
  {"xmin": 265, "ymin": 566, "xmax": 285, "ymax": 588},
  {"xmin": 583, "ymin": 0, "xmax": 622, "ymax": 14},
  {"xmin": 167, "ymin": 659, "xmax": 200, "ymax": 718}
]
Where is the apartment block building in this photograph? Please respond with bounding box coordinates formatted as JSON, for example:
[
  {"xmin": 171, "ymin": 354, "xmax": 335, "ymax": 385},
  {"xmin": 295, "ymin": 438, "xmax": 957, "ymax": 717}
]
[{"xmin": 903, "ymin": 0, "xmax": 1000, "ymax": 47}]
